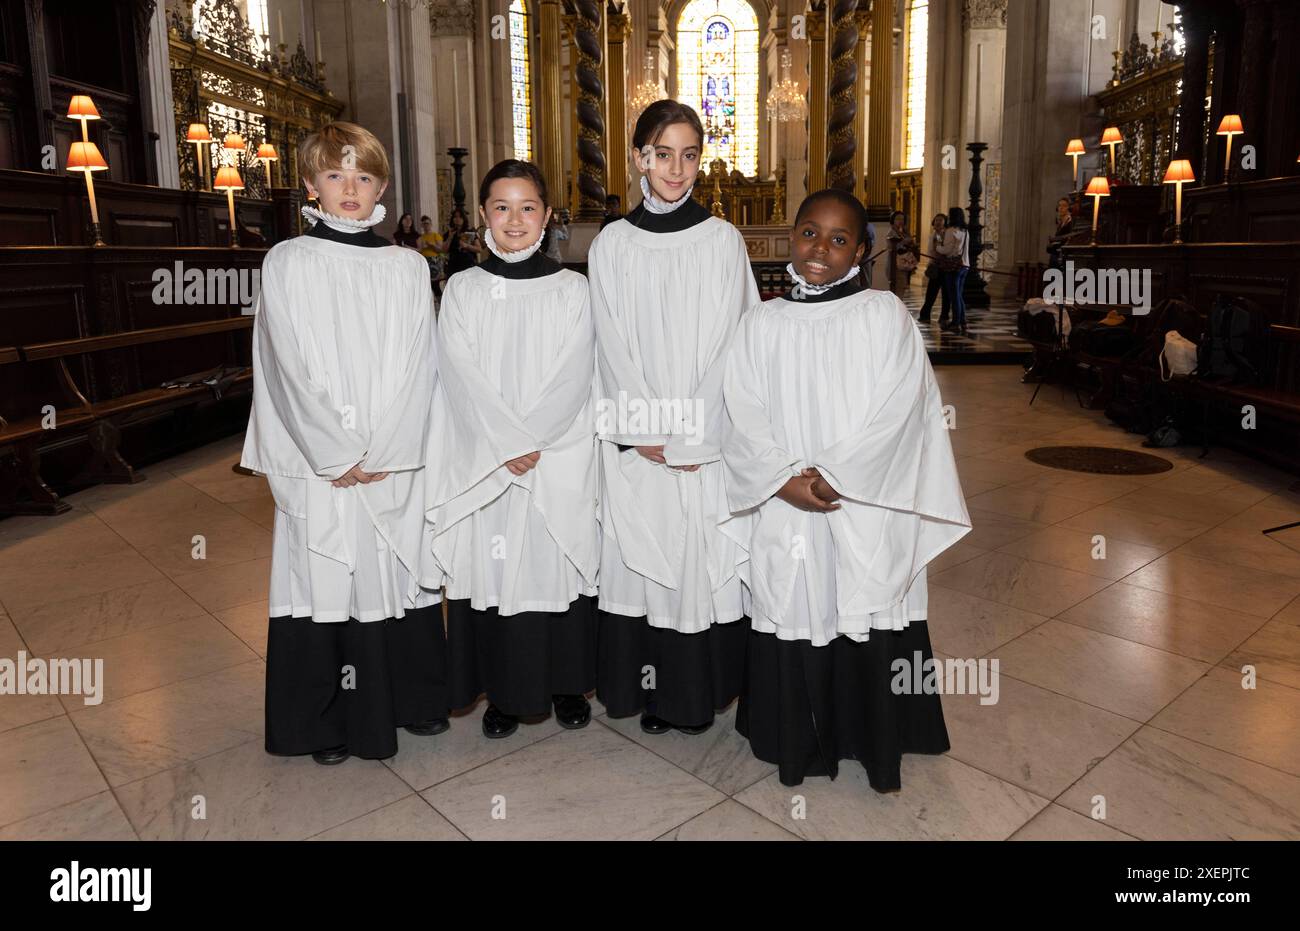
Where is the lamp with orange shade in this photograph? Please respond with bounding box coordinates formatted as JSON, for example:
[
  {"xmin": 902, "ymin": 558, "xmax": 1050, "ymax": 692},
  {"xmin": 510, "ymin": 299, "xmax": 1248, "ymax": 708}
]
[
  {"xmin": 1215, "ymin": 115, "xmax": 1243, "ymax": 182},
  {"xmin": 221, "ymin": 132, "xmax": 246, "ymax": 168},
  {"xmin": 255, "ymin": 142, "xmax": 278, "ymax": 188},
  {"xmin": 1163, "ymin": 159, "xmax": 1196, "ymax": 244},
  {"xmin": 67, "ymin": 141, "xmax": 108, "ymax": 246},
  {"xmin": 1085, "ymin": 175, "xmax": 1111, "ymax": 244},
  {"xmin": 1065, "ymin": 138, "xmax": 1086, "ymax": 192},
  {"xmin": 213, "ymin": 164, "xmax": 244, "ymax": 248},
  {"xmin": 66, "ymin": 95, "xmax": 100, "ymax": 144},
  {"xmin": 186, "ymin": 123, "xmax": 213, "ymax": 190},
  {"xmin": 1100, "ymin": 127, "xmax": 1123, "ymax": 176}
]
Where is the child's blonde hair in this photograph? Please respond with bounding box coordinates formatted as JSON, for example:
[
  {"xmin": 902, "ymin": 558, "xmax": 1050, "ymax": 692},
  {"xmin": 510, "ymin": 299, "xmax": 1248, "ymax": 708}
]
[{"xmin": 298, "ymin": 121, "xmax": 390, "ymax": 183}]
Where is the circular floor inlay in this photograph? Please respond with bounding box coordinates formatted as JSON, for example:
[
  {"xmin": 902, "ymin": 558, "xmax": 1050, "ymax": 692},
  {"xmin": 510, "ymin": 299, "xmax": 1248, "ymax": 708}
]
[{"xmin": 1023, "ymin": 445, "xmax": 1174, "ymax": 475}]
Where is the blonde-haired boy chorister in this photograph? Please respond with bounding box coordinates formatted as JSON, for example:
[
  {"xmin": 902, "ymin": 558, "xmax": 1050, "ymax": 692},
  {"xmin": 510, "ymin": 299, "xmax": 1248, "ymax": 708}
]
[{"xmin": 241, "ymin": 121, "xmax": 448, "ymax": 765}]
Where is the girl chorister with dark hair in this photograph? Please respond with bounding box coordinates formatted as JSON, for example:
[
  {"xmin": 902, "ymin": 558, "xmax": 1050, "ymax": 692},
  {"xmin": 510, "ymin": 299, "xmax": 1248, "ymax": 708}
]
[
  {"xmin": 721, "ymin": 188, "xmax": 971, "ymax": 791},
  {"xmin": 587, "ymin": 100, "xmax": 759, "ymax": 735},
  {"xmin": 422, "ymin": 159, "xmax": 599, "ymax": 738}
]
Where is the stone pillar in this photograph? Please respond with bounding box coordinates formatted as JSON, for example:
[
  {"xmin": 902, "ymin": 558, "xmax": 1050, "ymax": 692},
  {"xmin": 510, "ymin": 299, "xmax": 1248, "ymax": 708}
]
[
  {"xmin": 144, "ymin": 0, "xmax": 179, "ymax": 187},
  {"xmin": 539, "ymin": 0, "xmax": 567, "ymax": 207},
  {"xmin": 825, "ymin": 0, "xmax": 859, "ymax": 192},
  {"xmin": 806, "ymin": 2, "xmax": 829, "ymax": 193},
  {"xmin": 607, "ymin": 4, "xmax": 630, "ymax": 207},
  {"xmin": 865, "ymin": 0, "xmax": 893, "ymax": 220},
  {"xmin": 430, "ymin": 0, "xmax": 476, "ymax": 222}
]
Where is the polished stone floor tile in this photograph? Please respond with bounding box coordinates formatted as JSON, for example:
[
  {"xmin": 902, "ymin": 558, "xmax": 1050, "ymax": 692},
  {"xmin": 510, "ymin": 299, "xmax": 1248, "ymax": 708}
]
[
  {"xmin": 733, "ymin": 753, "xmax": 1047, "ymax": 841},
  {"xmin": 657, "ymin": 799, "xmax": 799, "ymax": 840},
  {"xmin": 114, "ymin": 738, "xmax": 412, "ymax": 840},
  {"xmin": 992, "ymin": 619, "xmax": 1210, "ymax": 721},
  {"xmin": 421, "ymin": 726, "xmax": 724, "ymax": 840},
  {"xmin": 1055, "ymin": 727, "xmax": 1300, "ymax": 840}
]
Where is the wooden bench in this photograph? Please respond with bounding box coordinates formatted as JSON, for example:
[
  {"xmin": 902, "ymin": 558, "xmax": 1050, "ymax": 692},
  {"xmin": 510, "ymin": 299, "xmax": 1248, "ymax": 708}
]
[
  {"xmin": 0, "ymin": 318, "xmax": 252, "ymax": 515},
  {"xmin": 1179, "ymin": 323, "xmax": 1300, "ymax": 468}
]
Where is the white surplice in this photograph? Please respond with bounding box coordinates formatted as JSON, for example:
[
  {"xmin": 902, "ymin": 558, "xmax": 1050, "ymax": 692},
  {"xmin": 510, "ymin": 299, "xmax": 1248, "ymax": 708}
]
[
  {"xmin": 721, "ymin": 287, "xmax": 972, "ymax": 646},
  {"xmin": 422, "ymin": 266, "xmax": 599, "ymax": 614},
  {"xmin": 240, "ymin": 235, "xmax": 440, "ymax": 623},
  {"xmin": 587, "ymin": 216, "xmax": 760, "ymax": 633}
]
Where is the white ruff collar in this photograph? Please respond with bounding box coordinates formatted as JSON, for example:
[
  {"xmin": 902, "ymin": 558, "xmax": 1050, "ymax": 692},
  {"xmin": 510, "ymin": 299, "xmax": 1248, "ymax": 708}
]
[
  {"xmin": 786, "ymin": 261, "xmax": 862, "ymax": 299},
  {"xmin": 640, "ymin": 174, "xmax": 695, "ymax": 214},
  {"xmin": 484, "ymin": 225, "xmax": 543, "ymax": 263},
  {"xmin": 301, "ymin": 202, "xmax": 387, "ymax": 234}
]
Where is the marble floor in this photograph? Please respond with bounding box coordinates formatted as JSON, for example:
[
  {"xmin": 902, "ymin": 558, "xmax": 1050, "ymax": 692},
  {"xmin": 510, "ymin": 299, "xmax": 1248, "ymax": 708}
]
[
  {"xmin": 2, "ymin": 365, "xmax": 1299, "ymax": 841},
  {"xmin": 897, "ymin": 277, "xmax": 1035, "ymax": 359}
]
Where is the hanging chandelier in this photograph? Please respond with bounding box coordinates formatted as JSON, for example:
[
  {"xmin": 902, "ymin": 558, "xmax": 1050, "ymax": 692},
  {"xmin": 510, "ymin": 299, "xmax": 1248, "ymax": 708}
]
[
  {"xmin": 629, "ymin": 50, "xmax": 666, "ymax": 123},
  {"xmin": 765, "ymin": 46, "xmax": 805, "ymax": 123}
]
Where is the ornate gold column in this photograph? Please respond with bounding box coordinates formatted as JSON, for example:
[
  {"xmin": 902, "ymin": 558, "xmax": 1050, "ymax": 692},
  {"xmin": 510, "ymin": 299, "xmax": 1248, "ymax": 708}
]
[
  {"xmin": 852, "ymin": 6, "xmax": 870, "ymax": 202},
  {"xmin": 825, "ymin": 0, "xmax": 859, "ymax": 191},
  {"xmin": 539, "ymin": 0, "xmax": 566, "ymax": 209},
  {"xmin": 865, "ymin": 0, "xmax": 893, "ymax": 219},
  {"xmin": 607, "ymin": 6, "xmax": 630, "ymax": 208},
  {"xmin": 806, "ymin": 1, "xmax": 829, "ymax": 193}
]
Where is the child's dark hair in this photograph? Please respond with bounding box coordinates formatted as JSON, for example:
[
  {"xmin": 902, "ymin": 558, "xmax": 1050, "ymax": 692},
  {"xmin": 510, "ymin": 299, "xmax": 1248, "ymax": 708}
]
[
  {"xmin": 632, "ymin": 99, "xmax": 705, "ymax": 152},
  {"xmin": 794, "ymin": 188, "xmax": 871, "ymax": 246},
  {"xmin": 478, "ymin": 159, "xmax": 550, "ymax": 209}
]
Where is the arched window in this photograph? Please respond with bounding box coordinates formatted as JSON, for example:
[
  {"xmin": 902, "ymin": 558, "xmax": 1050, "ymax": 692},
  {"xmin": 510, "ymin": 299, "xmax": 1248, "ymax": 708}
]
[
  {"xmin": 509, "ymin": 0, "xmax": 533, "ymax": 161},
  {"xmin": 675, "ymin": 0, "xmax": 759, "ymax": 177},
  {"xmin": 903, "ymin": 0, "xmax": 928, "ymax": 170}
]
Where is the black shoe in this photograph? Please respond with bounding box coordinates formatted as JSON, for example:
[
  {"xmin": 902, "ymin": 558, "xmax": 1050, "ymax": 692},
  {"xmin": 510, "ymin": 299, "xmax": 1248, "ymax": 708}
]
[
  {"xmin": 552, "ymin": 694, "xmax": 592, "ymax": 729},
  {"xmin": 938, "ymin": 314, "xmax": 949, "ymax": 325},
  {"xmin": 640, "ymin": 712, "xmax": 672, "ymax": 735},
  {"xmin": 674, "ymin": 720, "xmax": 713, "ymax": 736},
  {"xmin": 918, "ymin": 314, "xmax": 931, "ymax": 324},
  {"xmin": 482, "ymin": 703, "xmax": 518, "ymax": 739},
  {"xmin": 311, "ymin": 745, "xmax": 350, "ymax": 765},
  {"xmin": 404, "ymin": 717, "xmax": 450, "ymax": 737},
  {"xmin": 940, "ymin": 321, "xmax": 957, "ymax": 333}
]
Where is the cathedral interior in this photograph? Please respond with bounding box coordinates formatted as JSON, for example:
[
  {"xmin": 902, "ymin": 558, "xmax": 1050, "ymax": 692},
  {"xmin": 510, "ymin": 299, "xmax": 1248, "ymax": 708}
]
[{"xmin": 0, "ymin": 0, "xmax": 1298, "ymax": 848}]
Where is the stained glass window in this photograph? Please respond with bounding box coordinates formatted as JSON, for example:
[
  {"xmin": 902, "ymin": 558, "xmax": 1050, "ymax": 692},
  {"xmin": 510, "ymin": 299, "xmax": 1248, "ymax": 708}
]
[
  {"xmin": 675, "ymin": 0, "xmax": 759, "ymax": 177},
  {"xmin": 903, "ymin": 0, "xmax": 929, "ymax": 170},
  {"xmin": 510, "ymin": 0, "xmax": 532, "ymax": 161}
]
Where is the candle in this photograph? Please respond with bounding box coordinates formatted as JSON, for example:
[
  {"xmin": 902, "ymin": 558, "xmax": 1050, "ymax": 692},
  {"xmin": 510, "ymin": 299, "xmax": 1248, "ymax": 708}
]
[
  {"xmin": 315, "ymin": 28, "xmax": 322, "ymax": 62},
  {"xmin": 277, "ymin": 11, "xmax": 284, "ymax": 46},
  {"xmin": 1154, "ymin": 3, "xmax": 1162, "ymax": 36},
  {"xmin": 974, "ymin": 44, "xmax": 982, "ymax": 141}
]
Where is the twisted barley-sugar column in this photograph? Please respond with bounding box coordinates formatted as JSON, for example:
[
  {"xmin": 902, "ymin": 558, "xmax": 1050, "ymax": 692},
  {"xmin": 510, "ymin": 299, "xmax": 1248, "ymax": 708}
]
[
  {"xmin": 825, "ymin": 0, "xmax": 859, "ymax": 192},
  {"xmin": 573, "ymin": 0, "xmax": 607, "ymax": 221},
  {"xmin": 852, "ymin": 7, "xmax": 871, "ymax": 202}
]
